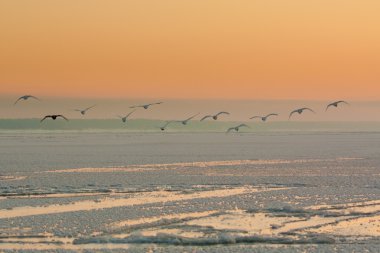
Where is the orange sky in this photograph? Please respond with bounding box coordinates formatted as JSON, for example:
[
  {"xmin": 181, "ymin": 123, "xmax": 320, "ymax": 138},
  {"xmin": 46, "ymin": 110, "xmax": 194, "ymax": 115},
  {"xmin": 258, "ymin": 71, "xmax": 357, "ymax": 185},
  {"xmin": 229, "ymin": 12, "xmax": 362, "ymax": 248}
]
[{"xmin": 1, "ymin": 1, "xmax": 380, "ymax": 100}]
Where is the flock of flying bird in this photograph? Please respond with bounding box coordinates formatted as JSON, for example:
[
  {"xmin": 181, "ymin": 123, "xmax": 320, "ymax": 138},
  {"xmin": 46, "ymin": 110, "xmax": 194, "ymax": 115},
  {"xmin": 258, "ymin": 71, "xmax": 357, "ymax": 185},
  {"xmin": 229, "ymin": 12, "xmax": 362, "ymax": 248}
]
[{"xmin": 13, "ymin": 95, "xmax": 349, "ymax": 133}]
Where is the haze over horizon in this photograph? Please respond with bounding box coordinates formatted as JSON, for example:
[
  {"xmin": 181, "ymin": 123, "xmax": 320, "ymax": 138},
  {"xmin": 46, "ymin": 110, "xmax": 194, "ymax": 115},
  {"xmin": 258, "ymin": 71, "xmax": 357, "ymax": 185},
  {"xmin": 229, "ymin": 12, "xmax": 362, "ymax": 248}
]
[{"xmin": 0, "ymin": 96, "xmax": 379, "ymax": 121}]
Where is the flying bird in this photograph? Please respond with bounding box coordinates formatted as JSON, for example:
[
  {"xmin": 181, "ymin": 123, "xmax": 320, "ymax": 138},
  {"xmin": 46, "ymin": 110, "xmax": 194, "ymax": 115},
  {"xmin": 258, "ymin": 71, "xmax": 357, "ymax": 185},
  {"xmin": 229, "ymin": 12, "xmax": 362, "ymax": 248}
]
[
  {"xmin": 159, "ymin": 121, "xmax": 174, "ymax": 131},
  {"xmin": 200, "ymin": 112, "xmax": 230, "ymax": 121},
  {"xmin": 178, "ymin": 113, "xmax": 199, "ymax": 125},
  {"xmin": 14, "ymin": 95, "xmax": 40, "ymax": 105},
  {"xmin": 40, "ymin": 115, "xmax": 68, "ymax": 122},
  {"xmin": 74, "ymin": 105, "xmax": 96, "ymax": 115},
  {"xmin": 117, "ymin": 110, "xmax": 136, "ymax": 123},
  {"xmin": 325, "ymin": 100, "xmax": 349, "ymax": 111},
  {"xmin": 130, "ymin": 102, "xmax": 162, "ymax": 110},
  {"xmin": 226, "ymin": 124, "xmax": 249, "ymax": 133},
  {"xmin": 289, "ymin": 107, "xmax": 315, "ymax": 119},
  {"xmin": 250, "ymin": 113, "xmax": 278, "ymax": 122},
  {"xmin": 118, "ymin": 110, "xmax": 136, "ymax": 123}
]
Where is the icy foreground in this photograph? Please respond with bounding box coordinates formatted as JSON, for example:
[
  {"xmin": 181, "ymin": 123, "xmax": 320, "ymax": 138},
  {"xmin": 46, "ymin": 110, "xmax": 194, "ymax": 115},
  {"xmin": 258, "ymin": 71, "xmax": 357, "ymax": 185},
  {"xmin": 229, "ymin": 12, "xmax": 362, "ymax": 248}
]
[{"xmin": 0, "ymin": 132, "xmax": 379, "ymax": 252}]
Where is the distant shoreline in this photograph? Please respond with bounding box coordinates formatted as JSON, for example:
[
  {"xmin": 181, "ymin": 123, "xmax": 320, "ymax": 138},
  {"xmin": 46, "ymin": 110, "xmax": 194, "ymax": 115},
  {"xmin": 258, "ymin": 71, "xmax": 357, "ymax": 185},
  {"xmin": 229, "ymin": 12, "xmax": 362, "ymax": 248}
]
[{"xmin": 0, "ymin": 119, "xmax": 380, "ymax": 132}]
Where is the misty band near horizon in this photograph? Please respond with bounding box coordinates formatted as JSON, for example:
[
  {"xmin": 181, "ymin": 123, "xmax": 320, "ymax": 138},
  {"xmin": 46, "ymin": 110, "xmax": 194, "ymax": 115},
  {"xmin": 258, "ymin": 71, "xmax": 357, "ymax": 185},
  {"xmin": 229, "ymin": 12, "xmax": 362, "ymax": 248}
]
[{"xmin": 1, "ymin": 119, "xmax": 380, "ymax": 133}]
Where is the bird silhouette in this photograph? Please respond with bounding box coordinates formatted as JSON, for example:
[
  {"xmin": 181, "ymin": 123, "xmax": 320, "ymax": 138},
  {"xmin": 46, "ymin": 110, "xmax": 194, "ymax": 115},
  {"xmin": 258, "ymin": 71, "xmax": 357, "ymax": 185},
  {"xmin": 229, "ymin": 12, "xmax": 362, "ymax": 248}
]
[
  {"xmin": 130, "ymin": 102, "xmax": 162, "ymax": 110},
  {"xmin": 74, "ymin": 105, "xmax": 96, "ymax": 115},
  {"xmin": 40, "ymin": 115, "xmax": 68, "ymax": 122},
  {"xmin": 325, "ymin": 100, "xmax": 349, "ymax": 111},
  {"xmin": 226, "ymin": 124, "xmax": 249, "ymax": 133},
  {"xmin": 160, "ymin": 121, "xmax": 174, "ymax": 131},
  {"xmin": 117, "ymin": 110, "xmax": 136, "ymax": 123},
  {"xmin": 200, "ymin": 112, "xmax": 230, "ymax": 121},
  {"xmin": 250, "ymin": 113, "xmax": 278, "ymax": 122},
  {"xmin": 14, "ymin": 95, "xmax": 40, "ymax": 105},
  {"xmin": 289, "ymin": 107, "xmax": 315, "ymax": 119},
  {"xmin": 178, "ymin": 113, "xmax": 199, "ymax": 125}
]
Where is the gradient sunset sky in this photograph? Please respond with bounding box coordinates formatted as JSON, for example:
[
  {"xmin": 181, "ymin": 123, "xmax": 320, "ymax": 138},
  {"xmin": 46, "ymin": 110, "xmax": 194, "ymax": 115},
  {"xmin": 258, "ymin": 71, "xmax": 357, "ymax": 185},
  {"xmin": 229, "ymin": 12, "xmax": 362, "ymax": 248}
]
[{"xmin": 1, "ymin": 1, "xmax": 380, "ymax": 100}]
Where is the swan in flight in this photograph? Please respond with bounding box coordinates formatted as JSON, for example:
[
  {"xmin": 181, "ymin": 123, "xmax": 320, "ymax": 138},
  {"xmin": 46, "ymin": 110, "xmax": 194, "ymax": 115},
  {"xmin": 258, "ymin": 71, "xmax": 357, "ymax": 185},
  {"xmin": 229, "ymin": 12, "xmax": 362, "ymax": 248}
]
[
  {"xmin": 325, "ymin": 100, "xmax": 349, "ymax": 111},
  {"xmin": 178, "ymin": 113, "xmax": 199, "ymax": 125},
  {"xmin": 200, "ymin": 112, "xmax": 230, "ymax": 121},
  {"xmin": 118, "ymin": 110, "xmax": 136, "ymax": 123},
  {"xmin": 130, "ymin": 102, "xmax": 162, "ymax": 110},
  {"xmin": 289, "ymin": 107, "xmax": 315, "ymax": 119},
  {"xmin": 14, "ymin": 95, "xmax": 40, "ymax": 105},
  {"xmin": 226, "ymin": 124, "xmax": 249, "ymax": 133},
  {"xmin": 159, "ymin": 121, "xmax": 174, "ymax": 131},
  {"xmin": 40, "ymin": 115, "xmax": 68, "ymax": 122},
  {"xmin": 74, "ymin": 105, "xmax": 96, "ymax": 115},
  {"xmin": 250, "ymin": 113, "xmax": 278, "ymax": 122}
]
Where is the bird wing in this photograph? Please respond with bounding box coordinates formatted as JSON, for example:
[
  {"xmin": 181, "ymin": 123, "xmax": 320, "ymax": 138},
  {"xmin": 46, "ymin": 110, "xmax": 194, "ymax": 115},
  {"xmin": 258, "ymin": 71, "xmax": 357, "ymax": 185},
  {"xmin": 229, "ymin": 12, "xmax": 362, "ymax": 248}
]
[
  {"xmin": 200, "ymin": 115, "xmax": 212, "ymax": 121},
  {"xmin": 289, "ymin": 110, "xmax": 298, "ymax": 119},
  {"xmin": 226, "ymin": 127, "xmax": 235, "ymax": 133},
  {"xmin": 57, "ymin": 115, "xmax": 69, "ymax": 121},
  {"xmin": 266, "ymin": 113, "xmax": 278, "ymax": 118},
  {"xmin": 250, "ymin": 116, "xmax": 261, "ymax": 119},
  {"xmin": 163, "ymin": 121, "xmax": 173, "ymax": 127},
  {"xmin": 14, "ymin": 97, "xmax": 23, "ymax": 105},
  {"xmin": 302, "ymin": 107, "xmax": 315, "ymax": 113},
  {"xmin": 28, "ymin": 95, "xmax": 40, "ymax": 101},
  {"xmin": 238, "ymin": 124, "xmax": 249, "ymax": 129},
  {"xmin": 84, "ymin": 105, "xmax": 96, "ymax": 111},
  {"xmin": 337, "ymin": 100, "xmax": 349, "ymax": 105},
  {"xmin": 146, "ymin": 102, "xmax": 162, "ymax": 107},
  {"xmin": 325, "ymin": 103, "xmax": 334, "ymax": 111},
  {"xmin": 216, "ymin": 111, "xmax": 229, "ymax": 116},
  {"xmin": 129, "ymin": 105, "xmax": 143, "ymax": 109},
  {"xmin": 40, "ymin": 116, "xmax": 50, "ymax": 122},
  {"xmin": 185, "ymin": 113, "xmax": 199, "ymax": 121},
  {"xmin": 126, "ymin": 109, "xmax": 136, "ymax": 118}
]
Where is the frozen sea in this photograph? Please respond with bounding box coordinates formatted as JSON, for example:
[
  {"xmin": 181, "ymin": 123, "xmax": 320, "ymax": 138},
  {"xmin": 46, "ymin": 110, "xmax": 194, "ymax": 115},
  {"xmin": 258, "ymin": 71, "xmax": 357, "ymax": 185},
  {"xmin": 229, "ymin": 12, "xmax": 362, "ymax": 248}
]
[{"xmin": 0, "ymin": 130, "xmax": 380, "ymax": 252}]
